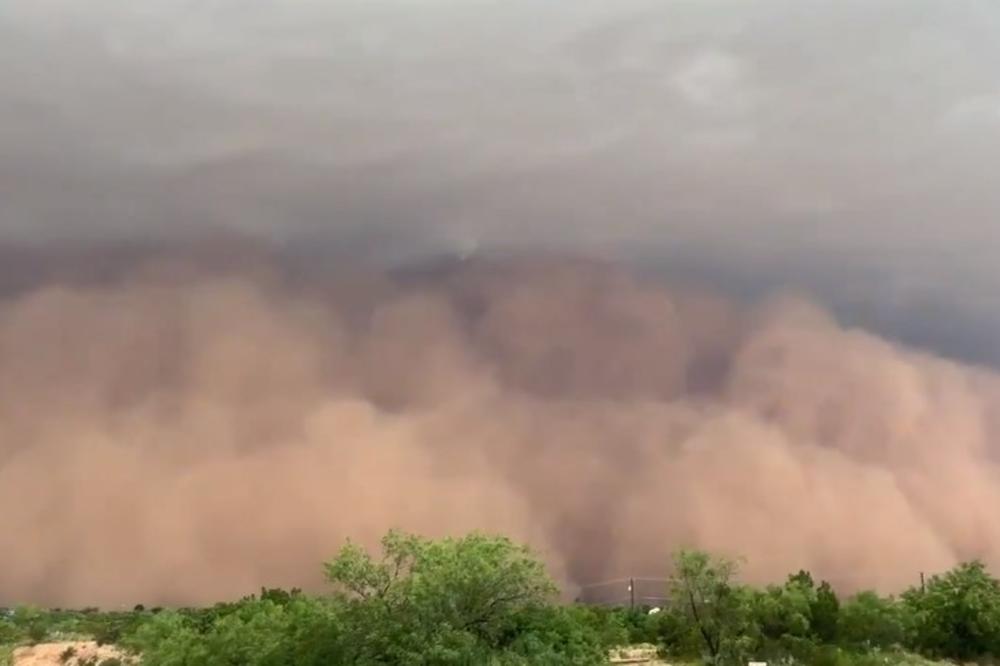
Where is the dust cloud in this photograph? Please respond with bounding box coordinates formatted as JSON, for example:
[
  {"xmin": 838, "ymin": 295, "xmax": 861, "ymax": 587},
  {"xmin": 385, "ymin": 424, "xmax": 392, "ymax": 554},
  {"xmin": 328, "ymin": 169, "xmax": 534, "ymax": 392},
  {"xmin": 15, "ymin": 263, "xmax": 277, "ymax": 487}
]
[{"xmin": 0, "ymin": 251, "xmax": 997, "ymax": 607}]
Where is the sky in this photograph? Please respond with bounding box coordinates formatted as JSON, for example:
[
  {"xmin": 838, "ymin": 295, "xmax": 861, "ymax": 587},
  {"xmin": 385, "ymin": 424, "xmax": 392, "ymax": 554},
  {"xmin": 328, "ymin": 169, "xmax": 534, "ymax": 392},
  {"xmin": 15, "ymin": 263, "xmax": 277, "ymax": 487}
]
[
  {"xmin": 2, "ymin": 0, "xmax": 1000, "ymax": 353},
  {"xmin": 5, "ymin": 0, "xmax": 1000, "ymax": 604}
]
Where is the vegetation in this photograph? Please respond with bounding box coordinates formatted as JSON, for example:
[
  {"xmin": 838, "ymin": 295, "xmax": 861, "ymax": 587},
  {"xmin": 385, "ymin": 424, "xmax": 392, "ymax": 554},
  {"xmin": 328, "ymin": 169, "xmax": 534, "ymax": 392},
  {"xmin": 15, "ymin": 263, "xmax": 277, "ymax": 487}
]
[{"xmin": 0, "ymin": 530, "xmax": 998, "ymax": 664}]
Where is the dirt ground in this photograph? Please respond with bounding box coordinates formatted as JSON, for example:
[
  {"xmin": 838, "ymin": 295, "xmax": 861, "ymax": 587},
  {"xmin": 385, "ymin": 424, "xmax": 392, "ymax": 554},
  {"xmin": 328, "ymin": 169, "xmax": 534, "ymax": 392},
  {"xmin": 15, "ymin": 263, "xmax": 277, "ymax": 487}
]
[
  {"xmin": 9, "ymin": 641, "xmax": 677, "ymax": 666},
  {"xmin": 11, "ymin": 641, "xmax": 134, "ymax": 666},
  {"xmin": 12, "ymin": 641, "xmax": 672, "ymax": 665},
  {"xmin": 609, "ymin": 644, "xmax": 673, "ymax": 664}
]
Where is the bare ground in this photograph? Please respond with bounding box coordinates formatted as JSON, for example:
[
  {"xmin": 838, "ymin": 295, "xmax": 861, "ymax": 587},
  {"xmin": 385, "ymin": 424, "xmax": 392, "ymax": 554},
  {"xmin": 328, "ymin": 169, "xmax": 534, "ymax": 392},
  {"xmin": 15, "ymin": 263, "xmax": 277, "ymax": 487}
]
[{"xmin": 11, "ymin": 641, "xmax": 135, "ymax": 666}]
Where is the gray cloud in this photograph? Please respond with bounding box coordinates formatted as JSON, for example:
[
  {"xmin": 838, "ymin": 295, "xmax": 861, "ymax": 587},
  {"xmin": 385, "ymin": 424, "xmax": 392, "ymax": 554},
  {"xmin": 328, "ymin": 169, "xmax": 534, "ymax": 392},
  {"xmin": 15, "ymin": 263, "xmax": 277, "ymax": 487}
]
[{"xmin": 2, "ymin": 1, "xmax": 1000, "ymax": 351}]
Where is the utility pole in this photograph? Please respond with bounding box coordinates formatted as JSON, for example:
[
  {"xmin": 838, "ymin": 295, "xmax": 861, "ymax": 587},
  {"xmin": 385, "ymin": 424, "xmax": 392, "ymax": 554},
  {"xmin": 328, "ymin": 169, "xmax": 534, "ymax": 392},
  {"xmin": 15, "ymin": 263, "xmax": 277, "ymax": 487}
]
[
  {"xmin": 629, "ymin": 578, "xmax": 635, "ymax": 610},
  {"xmin": 920, "ymin": 572, "xmax": 926, "ymax": 594}
]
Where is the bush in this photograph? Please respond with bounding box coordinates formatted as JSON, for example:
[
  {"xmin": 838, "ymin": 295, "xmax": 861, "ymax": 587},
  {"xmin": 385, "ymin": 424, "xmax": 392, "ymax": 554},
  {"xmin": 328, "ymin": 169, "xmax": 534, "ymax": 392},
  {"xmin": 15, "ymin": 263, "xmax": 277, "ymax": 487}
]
[
  {"xmin": 26, "ymin": 620, "xmax": 48, "ymax": 644},
  {"xmin": 839, "ymin": 591, "xmax": 909, "ymax": 650},
  {"xmin": 0, "ymin": 619, "xmax": 22, "ymax": 644},
  {"xmin": 903, "ymin": 560, "xmax": 1000, "ymax": 660},
  {"xmin": 84, "ymin": 611, "xmax": 149, "ymax": 646},
  {"xmin": 8, "ymin": 534, "xmax": 1000, "ymax": 666}
]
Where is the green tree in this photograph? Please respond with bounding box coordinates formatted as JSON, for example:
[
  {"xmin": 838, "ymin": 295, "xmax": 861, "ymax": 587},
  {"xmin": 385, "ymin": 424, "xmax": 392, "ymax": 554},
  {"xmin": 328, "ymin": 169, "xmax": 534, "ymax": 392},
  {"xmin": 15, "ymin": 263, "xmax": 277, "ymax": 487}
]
[
  {"xmin": 127, "ymin": 598, "xmax": 343, "ymax": 666},
  {"xmin": 128, "ymin": 531, "xmax": 602, "ymax": 666},
  {"xmin": 12, "ymin": 606, "xmax": 49, "ymax": 645},
  {"xmin": 839, "ymin": 590, "xmax": 908, "ymax": 650},
  {"xmin": 811, "ymin": 580, "xmax": 841, "ymax": 643},
  {"xmin": 765, "ymin": 570, "xmax": 840, "ymax": 643},
  {"xmin": 903, "ymin": 560, "xmax": 1000, "ymax": 659},
  {"xmin": 643, "ymin": 606, "xmax": 703, "ymax": 658},
  {"xmin": 667, "ymin": 549, "xmax": 752, "ymax": 665},
  {"xmin": 754, "ymin": 582, "xmax": 812, "ymax": 640},
  {"xmin": 496, "ymin": 605, "xmax": 624, "ymax": 665},
  {"xmin": 325, "ymin": 529, "xmax": 557, "ymax": 653}
]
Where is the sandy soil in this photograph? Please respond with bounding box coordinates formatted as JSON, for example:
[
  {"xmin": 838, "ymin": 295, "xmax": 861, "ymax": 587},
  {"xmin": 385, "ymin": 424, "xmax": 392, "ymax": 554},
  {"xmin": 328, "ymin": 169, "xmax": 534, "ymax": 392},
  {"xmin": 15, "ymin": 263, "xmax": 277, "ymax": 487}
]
[
  {"xmin": 609, "ymin": 644, "xmax": 672, "ymax": 664},
  {"xmin": 11, "ymin": 641, "xmax": 134, "ymax": 666}
]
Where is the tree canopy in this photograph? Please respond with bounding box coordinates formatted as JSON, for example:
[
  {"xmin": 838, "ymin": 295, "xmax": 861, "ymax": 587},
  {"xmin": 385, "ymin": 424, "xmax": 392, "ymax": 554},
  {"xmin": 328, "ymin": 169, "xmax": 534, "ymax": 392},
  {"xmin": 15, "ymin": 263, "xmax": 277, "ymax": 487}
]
[{"xmin": 4, "ymin": 531, "xmax": 999, "ymax": 666}]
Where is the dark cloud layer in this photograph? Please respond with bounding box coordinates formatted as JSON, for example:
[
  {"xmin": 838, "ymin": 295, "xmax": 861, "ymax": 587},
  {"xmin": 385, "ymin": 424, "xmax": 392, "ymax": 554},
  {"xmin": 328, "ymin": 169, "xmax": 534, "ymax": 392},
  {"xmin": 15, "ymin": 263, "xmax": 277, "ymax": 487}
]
[{"xmin": 3, "ymin": 0, "xmax": 1000, "ymax": 361}]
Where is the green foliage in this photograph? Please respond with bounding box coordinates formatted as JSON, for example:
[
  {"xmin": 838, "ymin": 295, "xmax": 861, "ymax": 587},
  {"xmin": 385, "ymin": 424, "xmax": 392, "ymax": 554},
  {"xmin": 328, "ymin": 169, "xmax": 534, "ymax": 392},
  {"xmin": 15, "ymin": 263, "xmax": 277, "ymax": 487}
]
[
  {"xmin": 616, "ymin": 606, "xmax": 660, "ymax": 645},
  {"xmin": 324, "ymin": 529, "xmax": 559, "ymax": 662},
  {"xmin": 740, "ymin": 569, "xmax": 844, "ymax": 662},
  {"xmin": 839, "ymin": 590, "xmax": 909, "ymax": 650},
  {"xmin": 753, "ymin": 581, "xmax": 813, "ymax": 639},
  {"xmin": 7, "ymin": 535, "xmax": 1000, "ymax": 666},
  {"xmin": 83, "ymin": 611, "xmax": 150, "ymax": 646},
  {"xmin": 666, "ymin": 549, "xmax": 755, "ymax": 664},
  {"xmin": 13, "ymin": 606, "xmax": 50, "ymax": 645},
  {"xmin": 642, "ymin": 605, "xmax": 703, "ymax": 657},
  {"xmin": 0, "ymin": 618, "xmax": 21, "ymax": 645},
  {"xmin": 131, "ymin": 530, "xmax": 594, "ymax": 666},
  {"xmin": 812, "ymin": 580, "xmax": 841, "ymax": 643},
  {"xmin": 125, "ymin": 611, "xmax": 206, "ymax": 665},
  {"xmin": 903, "ymin": 560, "xmax": 1000, "ymax": 659},
  {"xmin": 501, "ymin": 605, "xmax": 625, "ymax": 664}
]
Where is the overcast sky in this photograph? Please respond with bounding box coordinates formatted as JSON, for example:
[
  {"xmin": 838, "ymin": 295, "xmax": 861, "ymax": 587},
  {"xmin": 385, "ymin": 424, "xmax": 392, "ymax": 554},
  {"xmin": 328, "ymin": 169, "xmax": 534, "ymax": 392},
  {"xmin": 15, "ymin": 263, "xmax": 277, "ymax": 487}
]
[{"xmin": 2, "ymin": 0, "xmax": 1000, "ymax": 361}]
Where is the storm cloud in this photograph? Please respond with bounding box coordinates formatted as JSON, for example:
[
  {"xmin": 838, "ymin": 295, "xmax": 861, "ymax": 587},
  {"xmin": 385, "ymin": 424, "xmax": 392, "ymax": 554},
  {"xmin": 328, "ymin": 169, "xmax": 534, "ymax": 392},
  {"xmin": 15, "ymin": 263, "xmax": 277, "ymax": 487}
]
[{"xmin": 3, "ymin": 0, "xmax": 1000, "ymax": 359}]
